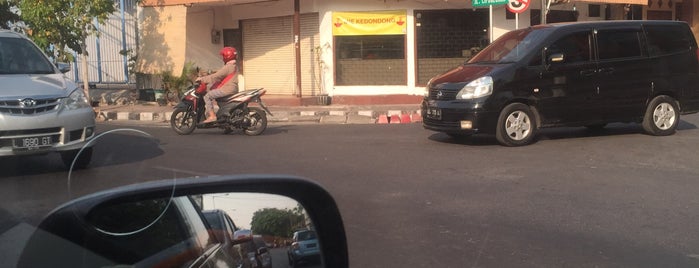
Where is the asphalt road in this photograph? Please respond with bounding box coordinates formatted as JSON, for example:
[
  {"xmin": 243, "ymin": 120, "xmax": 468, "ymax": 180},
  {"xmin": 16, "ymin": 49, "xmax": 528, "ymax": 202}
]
[{"xmin": 2, "ymin": 115, "xmax": 699, "ymax": 267}]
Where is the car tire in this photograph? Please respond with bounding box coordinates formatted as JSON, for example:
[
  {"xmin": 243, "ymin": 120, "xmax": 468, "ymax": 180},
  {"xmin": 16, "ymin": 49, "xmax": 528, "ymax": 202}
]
[
  {"xmin": 60, "ymin": 147, "xmax": 93, "ymax": 169},
  {"xmin": 495, "ymin": 103, "xmax": 537, "ymax": 146},
  {"xmin": 642, "ymin": 95, "xmax": 679, "ymax": 136}
]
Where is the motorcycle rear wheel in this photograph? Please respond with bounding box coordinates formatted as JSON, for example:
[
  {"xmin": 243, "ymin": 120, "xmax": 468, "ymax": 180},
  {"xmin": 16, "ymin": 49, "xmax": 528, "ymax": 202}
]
[
  {"xmin": 244, "ymin": 107, "xmax": 267, "ymax": 136},
  {"xmin": 171, "ymin": 107, "xmax": 197, "ymax": 135}
]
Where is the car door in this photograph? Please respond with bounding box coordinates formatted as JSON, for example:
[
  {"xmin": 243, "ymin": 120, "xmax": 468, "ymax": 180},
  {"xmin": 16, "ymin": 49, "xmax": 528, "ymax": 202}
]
[
  {"xmin": 594, "ymin": 27, "xmax": 651, "ymax": 121},
  {"xmin": 535, "ymin": 30, "xmax": 599, "ymax": 125}
]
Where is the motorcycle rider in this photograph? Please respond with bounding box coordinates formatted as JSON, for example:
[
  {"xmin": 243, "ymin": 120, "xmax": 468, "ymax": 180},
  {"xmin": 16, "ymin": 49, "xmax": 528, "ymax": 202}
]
[{"xmin": 196, "ymin": 46, "xmax": 239, "ymax": 123}]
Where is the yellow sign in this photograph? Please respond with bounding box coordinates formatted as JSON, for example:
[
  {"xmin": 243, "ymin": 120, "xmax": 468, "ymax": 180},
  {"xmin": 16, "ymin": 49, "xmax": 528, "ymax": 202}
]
[{"xmin": 332, "ymin": 10, "xmax": 407, "ymax": 36}]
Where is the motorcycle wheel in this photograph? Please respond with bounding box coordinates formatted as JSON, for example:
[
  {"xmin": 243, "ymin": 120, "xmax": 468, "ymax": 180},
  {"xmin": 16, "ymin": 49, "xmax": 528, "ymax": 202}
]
[
  {"xmin": 243, "ymin": 107, "xmax": 267, "ymax": 136},
  {"xmin": 171, "ymin": 107, "xmax": 197, "ymax": 135}
]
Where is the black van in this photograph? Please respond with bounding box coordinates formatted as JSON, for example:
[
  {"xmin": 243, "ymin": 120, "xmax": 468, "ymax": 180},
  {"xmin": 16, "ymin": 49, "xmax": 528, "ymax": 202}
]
[{"xmin": 422, "ymin": 20, "xmax": 699, "ymax": 146}]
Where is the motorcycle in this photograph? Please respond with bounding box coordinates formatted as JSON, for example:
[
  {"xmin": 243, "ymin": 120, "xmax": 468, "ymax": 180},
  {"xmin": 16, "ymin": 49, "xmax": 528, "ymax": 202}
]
[{"xmin": 170, "ymin": 81, "xmax": 272, "ymax": 135}]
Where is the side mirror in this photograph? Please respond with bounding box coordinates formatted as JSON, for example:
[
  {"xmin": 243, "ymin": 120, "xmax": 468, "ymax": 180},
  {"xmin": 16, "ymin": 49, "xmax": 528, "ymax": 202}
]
[
  {"xmin": 56, "ymin": 62, "xmax": 71, "ymax": 73},
  {"xmin": 18, "ymin": 175, "xmax": 348, "ymax": 268},
  {"xmin": 233, "ymin": 229, "xmax": 253, "ymax": 244},
  {"xmin": 257, "ymin": 247, "xmax": 268, "ymax": 255}
]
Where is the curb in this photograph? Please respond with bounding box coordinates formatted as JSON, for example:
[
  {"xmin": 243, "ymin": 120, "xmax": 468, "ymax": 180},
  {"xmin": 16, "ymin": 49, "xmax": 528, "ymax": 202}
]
[{"xmin": 97, "ymin": 109, "xmax": 424, "ymax": 125}]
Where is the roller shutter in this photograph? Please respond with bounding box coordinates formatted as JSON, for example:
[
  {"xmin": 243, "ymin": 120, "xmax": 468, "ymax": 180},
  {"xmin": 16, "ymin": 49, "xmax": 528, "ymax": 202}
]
[
  {"xmin": 300, "ymin": 13, "xmax": 321, "ymax": 96},
  {"xmin": 242, "ymin": 16, "xmax": 295, "ymax": 95}
]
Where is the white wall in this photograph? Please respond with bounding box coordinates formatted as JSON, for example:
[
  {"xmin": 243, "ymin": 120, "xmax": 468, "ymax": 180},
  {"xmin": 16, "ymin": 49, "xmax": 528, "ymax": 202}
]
[{"xmin": 186, "ymin": 6, "xmax": 226, "ymax": 72}]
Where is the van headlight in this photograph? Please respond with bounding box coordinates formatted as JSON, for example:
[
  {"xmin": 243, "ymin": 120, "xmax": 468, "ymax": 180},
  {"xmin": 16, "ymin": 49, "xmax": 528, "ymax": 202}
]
[
  {"xmin": 456, "ymin": 76, "xmax": 493, "ymax": 100},
  {"xmin": 64, "ymin": 88, "xmax": 91, "ymax": 110}
]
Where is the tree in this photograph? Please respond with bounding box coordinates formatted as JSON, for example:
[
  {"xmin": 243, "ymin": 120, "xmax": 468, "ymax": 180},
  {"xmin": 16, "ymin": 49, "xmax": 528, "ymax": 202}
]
[
  {"xmin": 0, "ymin": 1, "xmax": 20, "ymax": 30},
  {"xmin": 18, "ymin": 0, "xmax": 115, "ymax": 98},
  {"xmin": 250, "ymin": 208, "xmax": 306, "ymax": 238}
]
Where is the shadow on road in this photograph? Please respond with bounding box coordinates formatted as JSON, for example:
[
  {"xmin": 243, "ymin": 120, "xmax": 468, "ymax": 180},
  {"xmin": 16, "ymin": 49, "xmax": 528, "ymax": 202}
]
[
  {"xmin": 426, "ymin": 120, "xmax": 698, "ymax": 146},
  {"xmin": 0, "ymin": 131, "xmax": 164, "ymax": 178}
]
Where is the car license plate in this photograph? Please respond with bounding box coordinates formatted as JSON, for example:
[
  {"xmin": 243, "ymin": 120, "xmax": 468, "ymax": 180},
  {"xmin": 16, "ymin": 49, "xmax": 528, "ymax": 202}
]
[
  {"xmin": 13, "ymin": 136, "xmax": 54, "ymax": 150},
  {"xmin": 426, "ymin": 108, "xmax": 441, "ymax": 120}
]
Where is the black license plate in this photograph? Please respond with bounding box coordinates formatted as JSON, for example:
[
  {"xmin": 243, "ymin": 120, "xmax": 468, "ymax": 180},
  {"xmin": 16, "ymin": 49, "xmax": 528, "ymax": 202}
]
[
  {"xmin": 13, "ymin": 136, "xmax": 54, "ymax": 150},
  {"xmin": 426, "ymin": 108, "xmax": 441, "ymax": 120}
]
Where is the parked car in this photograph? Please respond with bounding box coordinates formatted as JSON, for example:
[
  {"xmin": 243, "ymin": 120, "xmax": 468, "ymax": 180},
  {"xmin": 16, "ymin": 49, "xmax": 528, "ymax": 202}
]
[
  {"xmin": 288, "ymin": 229, "xmax": 321, "ymax": 267},
  {"xmin": 422, "ymin": 20, "xmax": 699, "ymax": 146},
  {"xmin": 0, "ymin": 30, "xmax": 96, "ymax": 167}
]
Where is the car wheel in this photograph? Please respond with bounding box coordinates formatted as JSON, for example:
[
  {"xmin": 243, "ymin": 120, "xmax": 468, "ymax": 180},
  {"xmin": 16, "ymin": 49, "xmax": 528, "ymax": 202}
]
[
  {"xmin": 642, "ymin": 95, "xmax": 679, "ymax": 136},
  {"xmin": 60, "ymin": 147, "xmax": 93, "ymax": 169},
  {"xmin": 495, "ymin": 103, "xmax": 537, "ymax": 146}
]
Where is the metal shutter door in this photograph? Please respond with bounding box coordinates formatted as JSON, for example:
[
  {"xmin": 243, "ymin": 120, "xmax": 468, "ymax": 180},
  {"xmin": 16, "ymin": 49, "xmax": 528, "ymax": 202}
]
[
  {"xmin": 242, "ymin": 16, "xmax": 295, "ymax": 95},
  {"xmin": 300, "ymin": 13, "xmax": 320, "ymax": 96}
]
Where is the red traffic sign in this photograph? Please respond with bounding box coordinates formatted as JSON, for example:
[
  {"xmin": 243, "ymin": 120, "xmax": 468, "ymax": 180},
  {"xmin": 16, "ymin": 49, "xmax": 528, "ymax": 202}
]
[{"xmin": 507, "ymin": 0, "xmax": 530, "ymax": 14}]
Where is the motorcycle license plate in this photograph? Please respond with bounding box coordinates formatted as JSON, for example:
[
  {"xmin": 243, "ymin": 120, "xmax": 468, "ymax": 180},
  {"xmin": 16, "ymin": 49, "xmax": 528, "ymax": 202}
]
[
  {"xmin": 13, "ymin": 136, "xmax": 54, "ymax": 150},
  {"xmin": 426, "ymin": 108, "xmax": 441, "ymax": 120}
]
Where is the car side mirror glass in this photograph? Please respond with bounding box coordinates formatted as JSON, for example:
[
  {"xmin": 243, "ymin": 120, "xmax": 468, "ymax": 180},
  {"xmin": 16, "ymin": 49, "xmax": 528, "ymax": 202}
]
[
  {"xmin": 18, "ymin": 175, "xmax": 348, "ymax": 268},
  {"xmin": 233, "ymin": 229, "xmax": 253, "ymax": 244}
]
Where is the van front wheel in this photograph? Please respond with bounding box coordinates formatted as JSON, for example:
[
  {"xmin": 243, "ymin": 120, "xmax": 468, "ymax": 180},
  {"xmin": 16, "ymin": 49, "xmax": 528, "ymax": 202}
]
[
  {"xmin": 496, "ymin": 103, "xmax": 537, "ymax": 146},
  {"xmin": 642, "ymin": 95, "xmax": 679, "ymax": 136}
]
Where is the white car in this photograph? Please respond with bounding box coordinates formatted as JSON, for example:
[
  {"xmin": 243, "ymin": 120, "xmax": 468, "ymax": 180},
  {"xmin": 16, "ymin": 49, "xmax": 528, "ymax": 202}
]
[{"xmin": 0, "ymin": 30, "xmax": 95, "ymax": 168}]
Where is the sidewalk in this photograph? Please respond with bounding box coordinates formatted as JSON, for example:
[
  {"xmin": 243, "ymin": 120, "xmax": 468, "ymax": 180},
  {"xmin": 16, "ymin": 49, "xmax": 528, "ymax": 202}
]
[{"xmin": 90, "ymin": 88, "xmax": 424, "ymax": 125}]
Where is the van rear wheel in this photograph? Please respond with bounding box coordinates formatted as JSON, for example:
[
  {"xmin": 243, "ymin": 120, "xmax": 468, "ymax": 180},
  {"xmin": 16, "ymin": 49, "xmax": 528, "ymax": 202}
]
[
  {"xmin": 496, "ymin": 103, "xmax": 537, "ymax": 146},
  {"xmin": 642, "ymin": 95, "xmax": 679, "ymax": 136}
]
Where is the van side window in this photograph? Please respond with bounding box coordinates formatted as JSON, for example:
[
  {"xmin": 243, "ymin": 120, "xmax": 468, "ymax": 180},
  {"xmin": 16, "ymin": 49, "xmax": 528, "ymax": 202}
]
[
  {"xmin": 645, "ymin": 25, "xmax": 692, "ymax": 56},
  {"xmin": 547, "ymin": 32, "xmax": 592, "ymax": 63},
  {"xmin": 597, "ymin": 30, "xmax": 643, "ymax": 60}
]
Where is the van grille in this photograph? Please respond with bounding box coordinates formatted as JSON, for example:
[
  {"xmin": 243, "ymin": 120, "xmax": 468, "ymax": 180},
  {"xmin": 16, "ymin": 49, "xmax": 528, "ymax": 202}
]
[
  {"xmin": 0, "ymin": 98, "xmax": 61, "ymax": 115},
  {"xmin": 428, "ymin": 88, "xmax": 457, "ymax": 101}
]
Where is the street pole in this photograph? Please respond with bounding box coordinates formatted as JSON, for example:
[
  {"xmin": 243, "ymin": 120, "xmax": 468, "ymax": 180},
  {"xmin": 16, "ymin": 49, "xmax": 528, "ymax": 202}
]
[{"xmin": 489, "ymin": 5, "xmax": 493, "ymax": 43}]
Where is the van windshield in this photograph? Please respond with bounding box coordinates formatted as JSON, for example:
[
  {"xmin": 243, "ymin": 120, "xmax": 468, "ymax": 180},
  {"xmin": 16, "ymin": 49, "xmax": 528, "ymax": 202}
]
[
  {"xmin": 468, "ymin": 28, "xmax": 550, "ymax": 64},
  {"xmin": 0, "ymin": 37, "xmax": 55, "ymax": 74}
]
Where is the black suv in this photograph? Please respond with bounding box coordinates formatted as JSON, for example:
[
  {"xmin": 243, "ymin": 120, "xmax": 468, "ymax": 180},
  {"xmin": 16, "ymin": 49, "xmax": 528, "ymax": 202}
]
[{"xmin": 422, "ymin": 20, "xmax": 699, "ymax": 146}]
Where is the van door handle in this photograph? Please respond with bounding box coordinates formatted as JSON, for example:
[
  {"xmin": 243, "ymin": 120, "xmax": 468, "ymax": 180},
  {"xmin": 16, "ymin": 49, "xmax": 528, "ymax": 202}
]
[
  {"xmin": 580, "ymin": 69, "xmax": 597, "ymax": 77},
  {"xmin": 599, "ymin": 67, "xmax": 615, "ymax": 74}
]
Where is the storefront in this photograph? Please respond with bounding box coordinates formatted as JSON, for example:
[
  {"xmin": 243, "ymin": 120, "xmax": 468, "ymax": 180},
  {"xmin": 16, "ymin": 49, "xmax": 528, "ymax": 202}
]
[{"xmin": 137, "ymin": 0, "xmax": 692, "ymax": 105}]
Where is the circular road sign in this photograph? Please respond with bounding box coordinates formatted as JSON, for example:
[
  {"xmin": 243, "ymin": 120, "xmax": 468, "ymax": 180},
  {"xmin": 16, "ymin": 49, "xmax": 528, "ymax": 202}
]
[{"xmin": 507, "ymin": 0, "xmax": 530, "ymax": 14}]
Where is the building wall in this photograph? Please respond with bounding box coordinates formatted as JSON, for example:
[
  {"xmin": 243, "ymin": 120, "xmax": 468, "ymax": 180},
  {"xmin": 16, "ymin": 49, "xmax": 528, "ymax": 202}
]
[
  {"xmin": 137, "ymin": 5, "xmax": 188, "ymax": 76},
  {"xmin": 144, "ymin": 0, "xmax": 698, "ymax": 98}
]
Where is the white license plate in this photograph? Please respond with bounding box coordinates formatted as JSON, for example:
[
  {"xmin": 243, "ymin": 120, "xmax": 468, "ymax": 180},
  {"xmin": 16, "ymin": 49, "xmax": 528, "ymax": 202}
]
[
  {"xmin": 13, "ymin": 136, "xmax": 54, "ymax": 150},
  {"xmin": 426, "ymin": 108, "xmax": 441, "ymax": 120}
]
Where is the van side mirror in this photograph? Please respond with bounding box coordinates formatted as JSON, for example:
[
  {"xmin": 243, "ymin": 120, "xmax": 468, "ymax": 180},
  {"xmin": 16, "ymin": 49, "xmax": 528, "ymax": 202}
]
[
  {"xmin": 233, "ymin": 229, "xmax": 253, "ymax": 244},
  {"xmin": 56, "ymin": 62, "xmax": 71, "ymax": 73}
]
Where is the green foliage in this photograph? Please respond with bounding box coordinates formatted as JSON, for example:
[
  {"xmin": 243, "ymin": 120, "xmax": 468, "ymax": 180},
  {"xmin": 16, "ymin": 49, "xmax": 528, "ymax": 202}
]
[
  {"xmin": 250, "ymin": 207, "xmax": 306, "ymax": 238},
  {"xmin": 161, "ymin": 62, "xmax": 198, "ymax": 94},
  {"xmin": 0, "ymin": 1, "xmax": 21, "ymax": 30},
  {"xmin": 18, "ymin": 0, "xmax": 115, "ymax": 61}
]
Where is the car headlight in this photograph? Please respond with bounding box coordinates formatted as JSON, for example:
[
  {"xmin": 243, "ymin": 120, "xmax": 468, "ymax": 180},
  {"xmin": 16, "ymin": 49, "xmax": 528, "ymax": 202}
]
[
  {"xmin": 456, "ymin": 76, "xmax": 493, "ymax": 100},
  {"xmin": 64, "ymin": 88, "xmax": 91, "ymax": 110}
]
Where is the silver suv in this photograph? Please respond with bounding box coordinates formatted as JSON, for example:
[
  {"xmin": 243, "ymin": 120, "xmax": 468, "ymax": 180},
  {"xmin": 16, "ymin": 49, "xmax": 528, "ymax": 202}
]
[{"xmin": 0, "ymin": 30, "xmax": 95, "ymax": 168}]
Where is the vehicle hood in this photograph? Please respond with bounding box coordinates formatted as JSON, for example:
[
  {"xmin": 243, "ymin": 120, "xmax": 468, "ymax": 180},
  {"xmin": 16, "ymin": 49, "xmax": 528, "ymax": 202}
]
[
  {"xmin": 430, "ymin": 64, "xmax": 499, "ymax": 87},
  {"xmin": 0, "ymin": 74, "xmax": 74, "ymax": 99}
]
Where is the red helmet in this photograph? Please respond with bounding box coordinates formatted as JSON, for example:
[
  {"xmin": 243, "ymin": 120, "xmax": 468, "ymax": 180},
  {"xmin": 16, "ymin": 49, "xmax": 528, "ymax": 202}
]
[{"xmin": 220, "ymin": 47, "xmax": 237, "ymax": 63}]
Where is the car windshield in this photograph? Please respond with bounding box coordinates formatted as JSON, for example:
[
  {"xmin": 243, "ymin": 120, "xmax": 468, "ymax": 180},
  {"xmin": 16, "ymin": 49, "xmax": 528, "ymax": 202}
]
[
  {"xmin": 468, "ymin": 27, "xmax": 550, "ymax": 64},
  {"xmin": 296, "ymin": 231, "xmax": 317, "ymax": 241},
  {"xmin": 0, "ymin": 37, "xmax": 55, "ymax": 75}
]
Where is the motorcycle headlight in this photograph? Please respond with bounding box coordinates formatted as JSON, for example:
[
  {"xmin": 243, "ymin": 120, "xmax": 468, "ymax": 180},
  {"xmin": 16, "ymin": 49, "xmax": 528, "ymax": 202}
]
[
  {"xmin": 64, "ymin": 88, "xmax": 91, "ymax": 110},
  {"xmin": 456, "ymin": 76, "xmax": 493, "ymax": 100}
]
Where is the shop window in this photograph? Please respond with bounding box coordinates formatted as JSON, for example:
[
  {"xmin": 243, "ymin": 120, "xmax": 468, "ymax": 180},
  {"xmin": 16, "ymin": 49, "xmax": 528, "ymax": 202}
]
[
  {"xmin": 588, "ymin": 5, "xmax": 600, "ymax": 17},
  {"xmin": 335, "ymin": 35, "xmax": 406, "ymax": 85}
]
